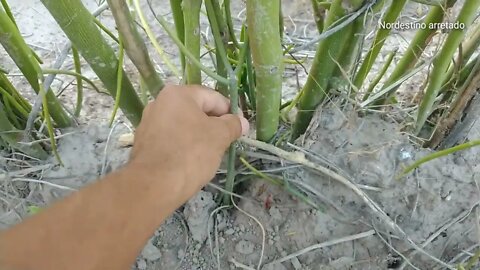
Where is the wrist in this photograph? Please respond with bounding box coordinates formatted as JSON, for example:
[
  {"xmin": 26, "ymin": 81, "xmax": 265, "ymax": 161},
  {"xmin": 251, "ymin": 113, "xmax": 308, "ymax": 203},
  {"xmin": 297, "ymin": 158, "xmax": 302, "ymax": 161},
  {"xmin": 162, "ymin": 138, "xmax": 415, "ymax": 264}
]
[{"xmin": 122, "ymin": 161, "xmax": 189, "ymax": 208}]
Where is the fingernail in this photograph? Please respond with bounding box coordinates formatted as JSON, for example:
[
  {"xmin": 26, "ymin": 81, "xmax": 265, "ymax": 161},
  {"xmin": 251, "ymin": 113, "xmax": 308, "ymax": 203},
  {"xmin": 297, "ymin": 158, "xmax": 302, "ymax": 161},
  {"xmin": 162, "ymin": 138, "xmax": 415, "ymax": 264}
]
[{"xmin": 240, "ymin": 117, "xmax": 250, "ymax": 136}]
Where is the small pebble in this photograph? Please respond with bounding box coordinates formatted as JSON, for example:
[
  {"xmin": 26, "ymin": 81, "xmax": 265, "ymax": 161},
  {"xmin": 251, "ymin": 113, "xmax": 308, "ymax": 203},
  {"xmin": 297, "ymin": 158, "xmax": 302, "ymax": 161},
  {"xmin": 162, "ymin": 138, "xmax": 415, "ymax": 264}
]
[{"xmin": 136, "ymin": 258, "xmax": 147, "ymax": 270}]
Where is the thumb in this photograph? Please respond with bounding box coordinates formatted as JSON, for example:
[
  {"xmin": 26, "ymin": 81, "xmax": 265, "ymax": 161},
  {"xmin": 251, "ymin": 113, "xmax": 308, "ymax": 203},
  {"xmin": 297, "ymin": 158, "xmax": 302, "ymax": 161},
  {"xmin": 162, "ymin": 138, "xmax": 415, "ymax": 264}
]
[{"xmin": 213, "ymin": 114, "xmax": 249, "ymax": 146}]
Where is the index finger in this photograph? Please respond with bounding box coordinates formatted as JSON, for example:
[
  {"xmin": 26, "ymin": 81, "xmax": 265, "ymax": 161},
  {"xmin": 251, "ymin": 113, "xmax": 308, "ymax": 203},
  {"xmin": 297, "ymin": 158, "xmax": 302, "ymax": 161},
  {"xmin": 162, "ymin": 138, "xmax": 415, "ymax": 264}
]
[{"xmin": 182, "ymin": 85, "xmax": 232, "ymax": 116}]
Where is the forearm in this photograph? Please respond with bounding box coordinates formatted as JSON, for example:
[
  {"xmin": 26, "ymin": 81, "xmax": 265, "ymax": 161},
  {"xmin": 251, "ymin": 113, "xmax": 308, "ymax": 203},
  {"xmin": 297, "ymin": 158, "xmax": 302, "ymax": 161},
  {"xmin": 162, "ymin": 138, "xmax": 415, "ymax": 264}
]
[{"xmin": 0, "ymin": 164, "xmax": 185, "ymax": 270}]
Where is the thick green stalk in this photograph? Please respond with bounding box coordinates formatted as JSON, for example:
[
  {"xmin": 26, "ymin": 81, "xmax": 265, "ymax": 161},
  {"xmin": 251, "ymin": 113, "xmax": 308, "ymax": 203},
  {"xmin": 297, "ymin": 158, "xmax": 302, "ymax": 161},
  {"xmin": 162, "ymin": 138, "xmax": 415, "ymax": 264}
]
[
  {"xmin": 332, "ymin": 17, "xmax": 364, "ymax": 81},
  {"xmin": 0, "ymin": 9, "xmax": 72, "ymax": 128},
  {"xmin": 107, "ymin": 0, "xmax": 164, "ymax": 96},
  {"xmin": 1, "ymin": 0, "xmax": 16, "ymax": 27},
  {"xmin": 0, "ymin": 102, "xmax": 47, "ymax": 159},
  {"xmin": 378, "ymin": 2, "xmax": 456, "ymax": 103},
  {"xmin": 291, "ymin": 0, "xmax": 364, "ymax": 140},
  {"xmin": 415, "ymin": 0, "xmax": 479, "ymax": 134},
  {"xmin": 247, "ymin": 0, "xmax": 284, "ymax": 142},
  {"xmin": 41, "ymin": 0, "xmax": 144, "ymax": 126},
  {"xmin": 353, "ymin": 0, "xmax": 407, "ymax": 89},
  {"xmin": 183, "ymin": 0, "xmax": 202, "ymax": 84},
  {"xmin": 169, "ymin": 0, "xmax": 186, "ymax": 71}
]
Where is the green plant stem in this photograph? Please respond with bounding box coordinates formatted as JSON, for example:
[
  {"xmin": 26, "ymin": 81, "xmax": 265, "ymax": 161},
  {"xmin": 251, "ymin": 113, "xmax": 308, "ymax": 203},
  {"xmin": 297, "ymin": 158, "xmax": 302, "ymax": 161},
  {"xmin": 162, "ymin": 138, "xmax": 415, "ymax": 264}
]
[
  {"xmin": 133, "ymin": 0, "xmax": 181, "ymax": 78},
  {"xmin": 0, "ymin": 73, "xmax": 32, "ymax": 113},
  {"xmin": 72, "ymin": 47, "xmax": 84, "ymax": 117},
  {"xmin": 247, "ymin": 0, "xmax": 284, "ymax": 142},
  {"xmin": 0, "ymin": 9, "xmax": 72, "ymax": 128},
  {"xmin": 205, "ymin": 0, "xmax": 230, "ymax": 96},
  {"xmin": 311, "ymin": 0, "xmax": 325, "ymax": 33},
  {"xmin": 41, "ymin": 0, "xmax": 145, "ymax": 126},
  {"xmin": 331, "ymin": 16, "xmax": 364, "ymax": 89},
  {"xmin": 1, "ymin": 0, "xmax": 16, "ymax": 27},
  {"xmin": 152, "ymin": 6, "xmax": 229, "ymax": 85},
  {"xmin": 415, "ymin": 0, "xmax": 479, "ymax": 134},
  {"xmin": 245, "ymin": 43, "xmax": 256, "ymax": 110},
  {"xmin": 42, "ymin": 69, "xmax": 102, "ymax": 94},
  {"xmin": 221, "ymin": 36, "xmax": 250, "ymax": 205},
  {"xmin": 39, "ymin": 83, "xmax": 63, "ymax": 165},
  {"xmin": 363, "ymin": 50, "xmax": 397, "ymax": 101},
  {"xmin": 1, "ymin": 93, "xmax": 22, "ymax": 129},
  {"xmin": 107, "ymin": 0, "xmax": 164, "ymax": 96},
  {"xmin": 169, "ymin": 0, "xmax": 186, "ymax": 71},
  {"xmin": 93, "ymin": 17, "xmax": 120, "ymax": 43},
  {"xmin": 205, "ymin": 0, "xmax": 234, "ymax": 94},
  {"xmin": 377, "ymin": 1, "xmax": 457, "ymax": 104},
  {"xmin": 183, "ymin": 0, "xmax": 202, "ymax": 84},
  {"xmin": 110, "ymin": 38, "xmax": 124, "ymax": 126},
  {"xmin": 439, "ymin": 22, "xmax": 480, "ymax": 98},
  {"xmin": 353, "ymin": 0, "xmax": 407, "ymax": 89},
  {"xmin": 291, "ymin": 0, "xmax": 365, "ymax": 140},
  {"xmin": 0, "ymin": 103, "xmax": 47, "ymax": 159},
  {"xmin": 398, "ymin": 139, "xmax": 480, "ymax": 179},
  {"xmin": 0, "ymin": 86, "xmax": 30, "ymax": 118},
  {"xmin": 223, "ymin": 72, "xmax": 240, "ymax": 205},
  {"xmin": 224, "ymin": 0, "xmax": 239, "ymax": 48},
  {"xmin": 439, "ymin": 55, "xmax": 478, "ymax": 103}
]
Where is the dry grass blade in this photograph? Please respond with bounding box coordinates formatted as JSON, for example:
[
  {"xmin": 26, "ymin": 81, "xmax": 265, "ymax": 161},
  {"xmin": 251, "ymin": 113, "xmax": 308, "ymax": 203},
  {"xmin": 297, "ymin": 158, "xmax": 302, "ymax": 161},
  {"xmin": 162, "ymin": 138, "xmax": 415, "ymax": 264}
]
[{"xmin": 238, "ymin": 137, "xmax": 456, "ymax": 269}]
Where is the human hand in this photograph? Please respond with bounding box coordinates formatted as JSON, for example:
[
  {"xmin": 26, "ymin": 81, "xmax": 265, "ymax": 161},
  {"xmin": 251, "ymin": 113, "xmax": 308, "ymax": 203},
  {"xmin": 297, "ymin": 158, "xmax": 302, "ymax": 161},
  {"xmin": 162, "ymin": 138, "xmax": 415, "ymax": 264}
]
[{"xmin": 129, "ymin": 85, "xmax": 249, "ymax": 201}]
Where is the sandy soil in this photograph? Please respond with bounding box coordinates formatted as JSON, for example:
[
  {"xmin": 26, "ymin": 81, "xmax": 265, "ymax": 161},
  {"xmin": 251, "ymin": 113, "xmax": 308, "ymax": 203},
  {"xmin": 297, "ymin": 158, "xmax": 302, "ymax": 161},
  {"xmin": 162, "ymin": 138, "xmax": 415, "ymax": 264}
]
[{"xmin": 1, "ymin": 0, "xmax": 480, "ymax": 269}]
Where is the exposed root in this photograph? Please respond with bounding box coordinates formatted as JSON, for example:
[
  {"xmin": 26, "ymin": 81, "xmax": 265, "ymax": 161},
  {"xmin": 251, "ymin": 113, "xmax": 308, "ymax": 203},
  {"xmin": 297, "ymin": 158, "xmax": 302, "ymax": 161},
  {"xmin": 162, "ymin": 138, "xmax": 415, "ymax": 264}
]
[
  {"xmin": 264, "ymin": 229, "xmax": 375, "ymax": 266},
  {"xmin": 238, "ymin": 136, "xmax": 456, "ymax": 269}
]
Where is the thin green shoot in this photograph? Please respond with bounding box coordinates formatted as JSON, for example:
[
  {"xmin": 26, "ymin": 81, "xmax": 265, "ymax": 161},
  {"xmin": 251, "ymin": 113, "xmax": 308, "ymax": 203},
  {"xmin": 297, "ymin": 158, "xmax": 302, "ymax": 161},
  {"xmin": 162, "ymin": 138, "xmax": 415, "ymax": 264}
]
[
  {"xmin": 149, "ymin": 4, "xmax": 229, "ymax": 86},
  {"xmin": 72, "ymin": 47, "xmax": 84, "ymax": 117},
  {"xmin": 0, "ymin": 86, "xmax": 30, "ymax": 118},
  {"xmin": 398, "ymin": 139, "xmax": 480, "ymax": 179},
  {"xmin": 2, "ymin": 96, "xmax": 22, "ymax": 128},
  {"xmin": 222, "ymin": 34, "xmax": 251, "ymax": 205},
  {"xmin": 131, "ymin": 0, "xmax": 181, "ymax": 78},
  {"xmin": 42, "ymin": 69, "xmax": 102, "ymax": 94},
  {"xmin": 93, "ymin": 17, "xmax": 120, "ymax": 43},
  {"xmin": 110, "ymin": 38, "xmax": 124, "ymax": 127},
  {"xmin": 39, "ymin": 81, "xmax": 63, "ymax": 166},
  {"xmin": 363, "ymin": 50, "xmax": 397, "ymax": 101}
]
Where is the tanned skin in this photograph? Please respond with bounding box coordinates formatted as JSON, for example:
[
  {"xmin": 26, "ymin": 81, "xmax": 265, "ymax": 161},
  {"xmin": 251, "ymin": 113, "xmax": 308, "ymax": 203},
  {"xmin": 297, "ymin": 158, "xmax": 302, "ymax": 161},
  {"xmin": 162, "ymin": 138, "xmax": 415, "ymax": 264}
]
[{"xmin": 0, "ymin": 85, "xmax": 249, "ymax": 270}]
